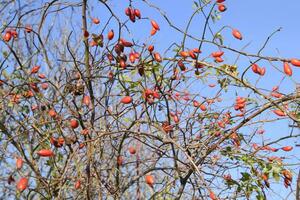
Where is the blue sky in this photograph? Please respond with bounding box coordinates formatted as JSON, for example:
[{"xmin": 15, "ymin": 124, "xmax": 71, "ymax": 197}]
[
  {"xmin": 46, "ymin": 0, "xmax": 300, "ymax": 198},
  {"xmin": 2, "ymin": 0, "xmax": 300, "ymax": 198},
  {"xmin": 123, "ymin": 1, "xmax": 300, "ymax": 199},
  {"xmin": 85, "ymin": 0, "xmax": 300, "ymax": 198}
]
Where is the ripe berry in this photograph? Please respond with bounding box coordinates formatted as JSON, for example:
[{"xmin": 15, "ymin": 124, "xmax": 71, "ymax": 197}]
[
  {"xmin": 121, "ymin": 96, "xmax": 133, "ymax": 104},
  {"xmin": 232, "ymin": 29, "xmax": 242, "ymax": 40},
  {"xmin": 145, "ymin": 175, "xmax": 154, "ymax": 187},
  {"xmin": 283, "ymin": 62, "xmax": 292, "ymax": 76},
  {"xmin": 128, "ymin": 146, "xmax": 136, "ymax": 154},
  {"xmin": 108, "ymin": 30, "xmax": 114, "ymax": 40},
  {"xmin": 218, "ymin": 4, "xmax": 227, "ymax": 12},
  {"xmin": 70, "ymin": 119, "xmax": 79, "ymax": 129},
  {"xmin": 16, "ymin": 177, "xmax": 28, "ymax": 191},
  {"xmin": 92, "ymin": 18, "xmax": 100, "ymax": 24},
  {"xmin": 37, "ymin": 149, "xmax": 54, "ymax": 157},
  {"xmin": 151, "ymin": 20, "xmax": 160, "ymax": 30}
]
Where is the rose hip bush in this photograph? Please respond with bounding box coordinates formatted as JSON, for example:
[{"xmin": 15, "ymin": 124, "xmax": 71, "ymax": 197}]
[{"xmin": 0, "ymin": 0, "xmax": 300, "ymax": 199}]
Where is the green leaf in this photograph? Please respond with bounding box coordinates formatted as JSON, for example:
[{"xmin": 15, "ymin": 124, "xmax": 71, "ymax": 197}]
[
  {"xmin": 272, "ymin": 165, "xmax": 281, "ymax": 174},
  {"xmin": 123, "ymin": 118, "xmax": 131, "ymax": 123},
  {"xmin": 7, "ymin": 102, "xmax": 14, "ymax": 108},
  {"xmin": 45, "ymin": 158, "xmax": 53, "ymax": 166},
  {"xmin": 2, "ymin": 51, "xmax": 8, "ymax": 58},
  {"xmin": 130, "ymin": 68, "xmax": 137, "ymax": 76},
  {"xmin": 273, "ymin": 171, "xmax": 280, "ymax": 182},
  {"xmin": 211, "ymin": 15, "xmax": 216, "ymax": 23},
  {"xmin": 22, "ymin": 105, "xmax": 30, "ymax": 114},
  {"xmin": 272, "ymin": 165, "xmax": 281, "ymax": 182},
  {"xmin": 241, "ymin": 172, "xmax": 251, "ymax": 181},
  {"xmin": 256, "ymin": 194, "xmax": 265, "ymax": 200},
  {"xmin": 130, "ymin": 81, "xmax": 139, "ymax": 89}
]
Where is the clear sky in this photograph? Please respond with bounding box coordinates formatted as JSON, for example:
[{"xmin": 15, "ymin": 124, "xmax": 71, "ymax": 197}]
[
  {"xmin": 26, "ymin": 0, "xmax": 300, "ymax": 199},
  {"xmin": 89, "ymin": 0, "xmax": 300, "ymax": 198},
  {"xmin": 49, "ymin": 0, "xmax": 300, "ymax": 198},
  {"xmin": 124, "ymin": 1, "xmax": 300, "ymax": 199},
  {"xmin": 2, "ymin": 0, "xmax": 300, "ymax": 199}
]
